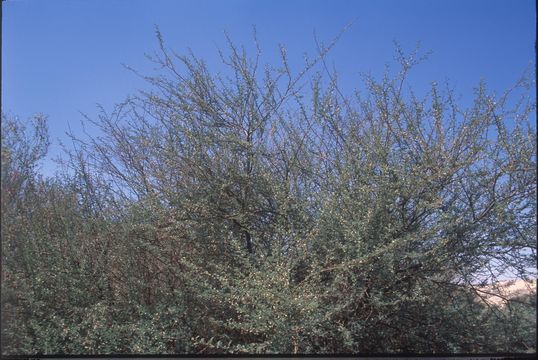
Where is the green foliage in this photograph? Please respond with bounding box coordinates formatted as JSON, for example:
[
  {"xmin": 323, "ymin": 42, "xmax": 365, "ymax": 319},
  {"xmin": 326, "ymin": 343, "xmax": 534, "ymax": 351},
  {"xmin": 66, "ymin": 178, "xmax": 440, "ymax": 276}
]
[{"xmin": 1, "ymin": 32, "xmax": 536, "ymax": 354}]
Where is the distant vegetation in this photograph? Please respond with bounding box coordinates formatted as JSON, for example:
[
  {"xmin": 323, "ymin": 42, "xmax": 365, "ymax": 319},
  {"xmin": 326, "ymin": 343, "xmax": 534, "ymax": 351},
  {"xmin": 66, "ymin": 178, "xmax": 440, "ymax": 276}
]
[{"xmin": 1, "ymin": 31, "xmax": 536, "ymax": 354}]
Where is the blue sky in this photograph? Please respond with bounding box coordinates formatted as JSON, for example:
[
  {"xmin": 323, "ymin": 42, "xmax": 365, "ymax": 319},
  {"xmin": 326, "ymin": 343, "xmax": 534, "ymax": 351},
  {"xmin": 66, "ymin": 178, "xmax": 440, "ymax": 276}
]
[{"xmin": 2, "ymin": 0, "xmax": 536, "ymax": 176}]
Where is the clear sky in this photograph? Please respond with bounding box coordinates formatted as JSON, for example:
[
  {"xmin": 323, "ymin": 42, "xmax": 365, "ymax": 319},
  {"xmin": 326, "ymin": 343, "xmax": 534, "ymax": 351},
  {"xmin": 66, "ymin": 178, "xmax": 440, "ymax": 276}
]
[{"xmin": 2, "ymin": 0, "xmax": 536, "ymax": 176}]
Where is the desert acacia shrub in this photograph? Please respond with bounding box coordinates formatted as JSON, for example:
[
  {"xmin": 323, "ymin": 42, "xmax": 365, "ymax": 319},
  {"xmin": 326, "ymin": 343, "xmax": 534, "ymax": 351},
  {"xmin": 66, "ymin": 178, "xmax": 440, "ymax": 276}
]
[{"xmin": 1, "ymin": 30, "xmax": 536, "ymax": 354}]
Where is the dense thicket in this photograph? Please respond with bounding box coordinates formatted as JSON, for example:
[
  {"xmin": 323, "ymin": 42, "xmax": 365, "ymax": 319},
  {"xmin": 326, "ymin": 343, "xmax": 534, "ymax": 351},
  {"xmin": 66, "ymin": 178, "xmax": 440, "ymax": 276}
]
[{"xmin": 1, "ymin": 33, "xmax": 536, "ymax": 354}]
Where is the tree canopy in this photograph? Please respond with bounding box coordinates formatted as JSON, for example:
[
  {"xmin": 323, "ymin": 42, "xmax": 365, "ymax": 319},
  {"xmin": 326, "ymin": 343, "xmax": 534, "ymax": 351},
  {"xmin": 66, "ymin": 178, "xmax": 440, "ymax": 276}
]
[{"xmin": 1, "ymin": 31, "xmax": 536, "ymax": 354}]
